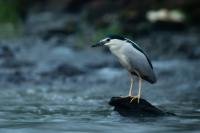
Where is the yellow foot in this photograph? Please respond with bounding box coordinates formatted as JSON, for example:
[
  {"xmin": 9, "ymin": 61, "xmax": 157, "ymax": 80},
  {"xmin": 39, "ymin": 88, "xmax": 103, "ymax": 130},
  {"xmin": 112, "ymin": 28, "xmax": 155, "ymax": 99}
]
[
  {"xmin": 130, "ymin": 96, "xmax": 139, "ymax": 103},
  {"xmin": 120, "ymin": 96, "xmax": 140, "ymax": 103}
]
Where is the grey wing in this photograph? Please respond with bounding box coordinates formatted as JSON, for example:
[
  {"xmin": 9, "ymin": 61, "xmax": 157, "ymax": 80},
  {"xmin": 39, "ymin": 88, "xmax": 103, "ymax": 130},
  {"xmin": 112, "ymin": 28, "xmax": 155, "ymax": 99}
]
[
  {"xmin": 125, "ymin": 38, "xmax": 153, "ymax": 69},
  {"xmin": 122, "ymin": 44, "xmax": 156, "ymax": 83}
]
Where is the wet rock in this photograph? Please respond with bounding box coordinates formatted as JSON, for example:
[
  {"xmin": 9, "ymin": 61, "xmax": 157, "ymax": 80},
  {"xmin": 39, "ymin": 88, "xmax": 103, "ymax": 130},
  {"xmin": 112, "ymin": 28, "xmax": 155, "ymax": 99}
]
[
  {"xmin": 0, "ymin": 46, "xmax": 14, "ymax": 59},
  {"xmin": 150, "ymin": 21, "xmax": 186, "ymax": 31},
  {"xmin": 25, "ymin": 12, "xmax": 79, "ymax": 38},
  {"xmin": 1, "ymin": 59, "xmax": 34, "ymax": 69},
  {"xmin": 63, "ymin": 0, "xmax": 91, "ymax": 13},
  {"xmin": 176, "ymin": 42, "xmax": 200, "ymax": 59},
  {"xmin": 40, "ymin": 63, "xmax": 84, "ymax": 78},
  {"xmin": 189, "ymin": 47, "xmax": 200, "ymax": 59},
  {"xmin": 27, "ymin": 0, "xmax": 90, "ymax": 13},
  {"xmin": 42, "ymin": 20, "xmax": 79, "ymax": 40},
  {"xmin": 109, "ymin": 96, "xmax": 175, "ymax": 117},
  {"xmin": 86, "ymin": 60, "xmax": 121, "ymax": 69},
  {"xmin": 7, "ymin": 70, "xmax": 27, "ymax": 84}
]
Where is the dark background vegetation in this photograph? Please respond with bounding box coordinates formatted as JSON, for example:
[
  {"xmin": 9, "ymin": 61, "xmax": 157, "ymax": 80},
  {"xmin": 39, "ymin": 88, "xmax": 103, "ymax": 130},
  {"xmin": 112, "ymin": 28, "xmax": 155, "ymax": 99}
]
[{"xmin": 1, "ymin": 0, "xmax": 200, "ymax": 59}]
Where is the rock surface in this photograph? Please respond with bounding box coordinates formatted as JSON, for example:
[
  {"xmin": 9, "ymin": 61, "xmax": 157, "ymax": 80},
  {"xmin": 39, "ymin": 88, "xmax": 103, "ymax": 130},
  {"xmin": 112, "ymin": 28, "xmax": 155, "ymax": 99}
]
[{"xmin": 109, "ymin": 96, "xmax": 175, "ymax": 117}]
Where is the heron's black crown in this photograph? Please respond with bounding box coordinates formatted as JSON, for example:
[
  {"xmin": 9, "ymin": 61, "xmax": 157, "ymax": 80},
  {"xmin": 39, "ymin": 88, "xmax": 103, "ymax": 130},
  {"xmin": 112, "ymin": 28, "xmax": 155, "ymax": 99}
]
[{"xmin": 107, "ymin": 35, "xmax": 126, "ymax": 40}]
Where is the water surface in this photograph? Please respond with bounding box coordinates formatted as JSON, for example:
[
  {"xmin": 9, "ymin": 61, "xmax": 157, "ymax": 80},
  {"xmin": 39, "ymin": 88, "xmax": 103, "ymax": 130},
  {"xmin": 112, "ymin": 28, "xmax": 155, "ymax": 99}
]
[{"xmin": 0, "ymin": 60, "xmax": 199, "ymax": 133}]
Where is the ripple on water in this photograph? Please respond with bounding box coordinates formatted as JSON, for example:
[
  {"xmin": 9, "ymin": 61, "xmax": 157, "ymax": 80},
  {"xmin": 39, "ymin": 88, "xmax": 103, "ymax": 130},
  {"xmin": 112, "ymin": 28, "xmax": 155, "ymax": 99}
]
[{"xmin": 0, "ymin": 60, "xmax": 200, "ymax": 132}]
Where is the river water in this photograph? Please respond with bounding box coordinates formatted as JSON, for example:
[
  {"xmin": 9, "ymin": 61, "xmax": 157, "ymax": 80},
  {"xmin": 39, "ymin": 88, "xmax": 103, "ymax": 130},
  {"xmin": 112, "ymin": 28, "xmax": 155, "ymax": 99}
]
[{"xmin": 0, "ymin": 49, "xmax": 199, "ymax": 133}]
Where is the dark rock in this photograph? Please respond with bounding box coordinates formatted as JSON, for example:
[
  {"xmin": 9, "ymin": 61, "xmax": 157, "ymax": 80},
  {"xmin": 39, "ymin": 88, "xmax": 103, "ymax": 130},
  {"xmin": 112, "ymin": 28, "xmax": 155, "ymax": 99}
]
[
  {"xmin": 42, "ymin": 20, "xmax": 79, "ymax": 40},
  {"xmin": 40, "ymin": 63, "xmax": 84, "ymax": 78},
  {"xmin": 7, "ymin": 70, "xmax": 27, "ymax": 84},
  {"xmin": 27, "ymin": 0, "xmax": 91, "ymax": 13},
  {"xmin": 151, "ymin": 21, "xmax": 186, "ymax": 31},
  {"xmin": 189, "ymin": 47, "xmax": 200, "ymax": 59},
  {"xmin": 86, "ymin": 60, "xmax": 121, "ymax": 69},
  {"xmin": 0, "ymin": 46, "xmax": 14, "ymax": 59},
  {"xmin": 25, "ymin": 13, "xmax": 79, "ymax": 38},
  {"xmin": 63, "ymin": 0, "xmax": 91, "ymax": 13},
  {"xmin": 109, "ymin": 96, "xmax": 175, "ymax": 117},
  {"xmin": 176, "ymin": 41, "xmax": 200, "ymax": 59},
  {"xmin": 1, "ymin": 59, "xmax": 34, "ymax": 69}
]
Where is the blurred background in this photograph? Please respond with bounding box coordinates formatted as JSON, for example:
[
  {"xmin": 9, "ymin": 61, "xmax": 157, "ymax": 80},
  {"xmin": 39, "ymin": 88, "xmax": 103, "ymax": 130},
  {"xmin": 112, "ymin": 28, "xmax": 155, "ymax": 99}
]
[{"xmin": 0, "ymin": 0, "xmax": 199, "ymax": 133}]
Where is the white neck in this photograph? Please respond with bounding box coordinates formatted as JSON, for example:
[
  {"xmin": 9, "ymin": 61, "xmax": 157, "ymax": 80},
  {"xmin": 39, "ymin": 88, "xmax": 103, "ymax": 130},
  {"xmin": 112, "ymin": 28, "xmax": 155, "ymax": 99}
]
[{"xmin": 107, "ymin": 39, "xmax": 125, "ymax": 51}]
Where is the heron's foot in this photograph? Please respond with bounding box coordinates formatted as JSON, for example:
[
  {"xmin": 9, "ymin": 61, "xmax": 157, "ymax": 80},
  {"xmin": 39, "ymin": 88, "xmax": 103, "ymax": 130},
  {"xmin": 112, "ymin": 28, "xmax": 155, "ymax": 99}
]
[
  {"xmin": 119, "ymin": 96, "xmax": 140, "ymax": 103},
  {"xmin": 129, "ymin": 96, "xmax": 140, "ymax": 103}
]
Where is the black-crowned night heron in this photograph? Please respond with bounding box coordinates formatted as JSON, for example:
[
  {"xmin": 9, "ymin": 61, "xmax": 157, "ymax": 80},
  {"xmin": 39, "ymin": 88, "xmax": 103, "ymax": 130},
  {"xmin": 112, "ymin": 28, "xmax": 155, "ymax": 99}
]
[{"xmin": 92, "ymin": 35, "xmax": 157, "ymax": 103}]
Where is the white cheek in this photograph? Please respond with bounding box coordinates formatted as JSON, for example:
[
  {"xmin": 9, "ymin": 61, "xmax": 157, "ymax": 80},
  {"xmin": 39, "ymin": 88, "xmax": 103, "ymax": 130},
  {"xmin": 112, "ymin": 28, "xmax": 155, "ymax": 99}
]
[{"xmin": 104, "ymin": 42, "xmax": 111, "ymax": 46}]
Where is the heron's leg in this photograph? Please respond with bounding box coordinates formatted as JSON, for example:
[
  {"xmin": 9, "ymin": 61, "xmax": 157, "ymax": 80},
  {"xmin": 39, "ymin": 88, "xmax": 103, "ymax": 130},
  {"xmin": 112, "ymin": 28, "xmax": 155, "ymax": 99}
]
[
  {"xmin": 130, "ymin": 72, "xmax": 142, "ymax": 103},
  {"xmin": 128, "ymin": 77, "xmax": 134, "ymax": 96},
  {"xmin": 129, "ymin": 75, "xmax": 139, "ymax": 103},
  {"xmin": 137, "ymin": 76, "xmax": 142, "ymax": 103}
]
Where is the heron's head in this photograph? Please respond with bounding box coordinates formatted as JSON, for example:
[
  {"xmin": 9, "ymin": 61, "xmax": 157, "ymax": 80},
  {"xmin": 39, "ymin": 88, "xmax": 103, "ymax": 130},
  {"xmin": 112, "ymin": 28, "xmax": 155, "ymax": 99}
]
[{"xmin": 92, "ymin": 35, "xmax": 126, "ymax": 48}]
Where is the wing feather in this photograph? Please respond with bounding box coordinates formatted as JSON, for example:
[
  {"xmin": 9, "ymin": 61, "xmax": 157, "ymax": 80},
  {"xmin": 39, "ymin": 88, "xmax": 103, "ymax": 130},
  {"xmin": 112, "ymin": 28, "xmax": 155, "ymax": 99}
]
[{"xmin": 125, "ymin": 38, "xmax": 153, "ymax": 69}]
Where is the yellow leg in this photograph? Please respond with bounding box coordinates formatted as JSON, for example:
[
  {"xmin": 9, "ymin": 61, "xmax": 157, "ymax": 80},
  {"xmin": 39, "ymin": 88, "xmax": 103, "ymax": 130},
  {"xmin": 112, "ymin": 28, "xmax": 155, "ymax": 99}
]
[
  {"xmin": 137, "ymin": 76, "xmax": 142, "ymax": 103},
  {"xmin": 128, "ymin": 77, "xmax": 134, "ymax": 96}
]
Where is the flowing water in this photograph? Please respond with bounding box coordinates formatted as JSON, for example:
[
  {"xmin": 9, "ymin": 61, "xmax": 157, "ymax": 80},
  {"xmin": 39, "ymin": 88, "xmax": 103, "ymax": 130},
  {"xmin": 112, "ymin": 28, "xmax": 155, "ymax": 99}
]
[{"xmin": 0, "ymin": 57, "xmax": 199, "ymax": 132}]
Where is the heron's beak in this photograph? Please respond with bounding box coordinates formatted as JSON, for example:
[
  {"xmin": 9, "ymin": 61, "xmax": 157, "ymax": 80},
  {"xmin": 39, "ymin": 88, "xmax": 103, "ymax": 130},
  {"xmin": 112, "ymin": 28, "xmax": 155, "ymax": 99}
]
[{"xmin": 91, "ymin": 41, "xmax": 104, "ymax": 47}]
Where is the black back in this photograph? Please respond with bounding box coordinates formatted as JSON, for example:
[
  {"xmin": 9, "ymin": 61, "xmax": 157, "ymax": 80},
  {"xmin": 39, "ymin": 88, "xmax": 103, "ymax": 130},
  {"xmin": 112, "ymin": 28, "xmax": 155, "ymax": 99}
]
[{"xmin": 107, "ymin": 35, "xmax": 126, "ymax": 40}]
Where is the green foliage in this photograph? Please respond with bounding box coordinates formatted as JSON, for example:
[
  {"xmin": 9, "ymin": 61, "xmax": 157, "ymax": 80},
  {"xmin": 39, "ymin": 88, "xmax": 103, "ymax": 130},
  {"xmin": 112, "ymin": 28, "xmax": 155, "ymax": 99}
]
[
  {"xmin": 0, "ymin": 0, "xmax": 22, "ymax": 38},
  {"xmin": 0, "ymin": 0, "xmax": 21, "ymax": 23}
]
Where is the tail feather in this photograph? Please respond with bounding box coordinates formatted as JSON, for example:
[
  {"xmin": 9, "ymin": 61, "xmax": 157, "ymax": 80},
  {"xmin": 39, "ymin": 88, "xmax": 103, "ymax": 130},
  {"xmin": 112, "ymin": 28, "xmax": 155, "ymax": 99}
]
[{"xmin": 143, "ymin": 71, "xmax": 157, "ymax": 84}]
